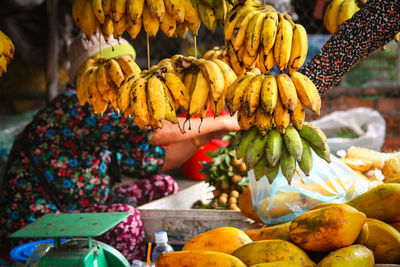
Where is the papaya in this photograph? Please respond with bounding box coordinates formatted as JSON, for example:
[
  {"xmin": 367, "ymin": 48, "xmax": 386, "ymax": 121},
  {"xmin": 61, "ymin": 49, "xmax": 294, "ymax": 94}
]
[
  {"xmin": 390, "ymin": 221, "xmax": 400, "ymax": 232},
  {"xmin": 346, "ymin": 183, "xmax": 400, "ymax": 222},
  {"xmin": 308, "ymin": 202, "xmax": 345, "ymax": 211},
  {"xmin": 385, "ymin": 177, "xmax": 400, "ymax": 183},
  {"xmin": 231, "ymin": 240, "xmax": 315, "ymax": 267},
  {"xmin": 316, "ymin": 245, "xmax": 374, "ymax": 267},
  {"xmin": 354, "ymin": 222, "xmax": 369, "ymax": 245},
  {"xmin": 249, "ymin": 261, "xmax": 304, "ymax": 267},
  {"xmin": 238, "ymin": 189, "xmax": 262, "ymax": 223},
  {"xmin": 364, "ymin": 218, "xmax": 400, "ymax": 263},
  {"xmin": 182, "ymin": 227, "xmax": 252, "ymax": 254},
  {"xmin": 245, "ymin": 222, "xmax": 291, "ymax": 241},
  {"xmin": 154, "ymin": 250, "xmax": 246, "ymax": 267},
  {"xmin": 289, "ymin": 204, "xmax": 366, "ymax": 252}
]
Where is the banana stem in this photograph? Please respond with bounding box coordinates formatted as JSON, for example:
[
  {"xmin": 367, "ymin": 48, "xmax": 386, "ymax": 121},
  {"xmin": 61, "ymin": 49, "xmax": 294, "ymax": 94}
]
[
  {"xmin": 147, "ymin": 33, "xmax": 151, "ymax": 69},
  {"xmin": 194, "ymin": 36, "xmax": 197, "ymax": 58}
]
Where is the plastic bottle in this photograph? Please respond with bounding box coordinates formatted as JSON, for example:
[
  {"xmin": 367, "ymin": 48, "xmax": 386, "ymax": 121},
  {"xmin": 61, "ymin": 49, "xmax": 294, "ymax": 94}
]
[{"xmin": 151, "ymin": 231, "xmax": 174, "ymax": 263}]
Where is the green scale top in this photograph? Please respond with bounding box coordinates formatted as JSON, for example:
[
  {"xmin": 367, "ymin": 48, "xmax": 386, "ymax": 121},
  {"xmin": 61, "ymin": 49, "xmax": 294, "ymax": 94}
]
[{"xmin": 10, "ymin": 212, "xmax": 130, "ymax": 238}]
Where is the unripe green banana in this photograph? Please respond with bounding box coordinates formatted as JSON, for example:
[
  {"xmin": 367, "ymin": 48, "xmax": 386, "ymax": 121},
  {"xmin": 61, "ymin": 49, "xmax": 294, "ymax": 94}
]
[
  {"xmin": 310, "ymin": 142, "xmax": 331, "ymax": 163},
  {"xmin": 281, "ymin": 144, "xmax": 296, "ymax": 183},
  {"xmin": 298, "ymin": 138, "xmax": 313, "ymax": 176},
  {"xmin": 233, "ymin": 131, "xmax": 243, "ymax": 151},
  {"xmin": 265, "ymin": 160, "xmax": 280, "ymax": 184},
  {"xmin": 299, "ymin": 122, "xmax": 327, "ymax": 151},
  {"xmin": 265, "ymin": 128, "xmax": 283, "ymax": 167},
  {"xmin": 253, "ymin": 154, "xmax": 267, "ymax": 181},
  {"xmin": 236, "ymin": 127, "xmax": 259, "ymax": 159},
  {"xmin": 283, "ymin": 126, "xmax": 303, "ymax": 162},
  {"xmin": 245, "ymin": 134, "xmax": 268, "ymax": 169}
]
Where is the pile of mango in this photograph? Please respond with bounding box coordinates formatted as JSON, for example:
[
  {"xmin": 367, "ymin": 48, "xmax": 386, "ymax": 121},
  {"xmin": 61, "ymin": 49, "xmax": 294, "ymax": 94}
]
[{"xmin": 155, "ymin": 183, "xmax": 400, "ymax": 266}]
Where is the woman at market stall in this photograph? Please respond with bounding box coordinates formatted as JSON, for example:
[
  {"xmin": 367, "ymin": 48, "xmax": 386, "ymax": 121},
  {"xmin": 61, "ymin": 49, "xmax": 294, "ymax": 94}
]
[{"xmin": 0, "ymin": 33, "xmax": 240, "ymax": 262}]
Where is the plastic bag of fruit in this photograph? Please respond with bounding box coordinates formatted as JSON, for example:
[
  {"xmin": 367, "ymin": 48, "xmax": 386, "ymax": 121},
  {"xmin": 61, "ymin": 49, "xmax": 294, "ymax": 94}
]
[{"xmin": 249, "ymin": 150, "xmax": 373, "ymax": 225}]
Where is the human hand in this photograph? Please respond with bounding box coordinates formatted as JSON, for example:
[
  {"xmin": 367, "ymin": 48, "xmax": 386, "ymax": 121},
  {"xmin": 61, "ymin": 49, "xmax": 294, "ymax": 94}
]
[{"xmin": 218, "ymin": 113, "xmax": 240, "ymax": 132}]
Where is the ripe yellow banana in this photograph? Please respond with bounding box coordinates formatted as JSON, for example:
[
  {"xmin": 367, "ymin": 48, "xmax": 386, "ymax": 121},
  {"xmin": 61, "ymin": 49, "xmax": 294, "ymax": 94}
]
[
  {"xmin": 199, "ymin": 59, "xmax": 226, "ymax": 103},
  {"xmin": 80, "ymin": 0, "xmax": 98, "ymax": 38},
  {"xmin": 164, "ymin": 0, "xmax": 185, "ymax": 23},
  {"xmin": 243, "ymin": 74, "xmax": 264, "ymax": 116},
  {"xmin": 245, "ymin": 11, "xmax": 266, "ymax": 57},
  {"xmin": 237, "ymin": 44, "xmax": 245, "ymax": 62},
  {"xmin": 84, "ymin": 66, "xmax": 99, "ymax": 107},
  {"xmin": 91, "ymin": 68, "xmax": 108, "ymax": 115},
  {"xmin": 274, "ymin": 13, "xmax": 293, "ymax": 71},
  {"xmin": 232, "ymin": 9, "xmax": 259, "ymax": 51},
  {"xmin": 146, "ymin": 0, "xmax": 165, "ymax": 22},
  {"xmin": 101, "ymin": 16, "xmax": 114, "ymax": 41},
  {"xmin": 117, "ymin": 73, "xmax": 138, "ymax": 113},
  {"xmin": 255, "ymin": 47, "xmax": 268, "ymax": 74},
  {"xmin": 174, "ymin": 22, "xmax": 188, "ymax": 39},
  {"xmin": 276, "ymin": 73, "xmax": 298, "ymax": 113},
  {"xmin": 186, "ymin": 17, "xmax": 201, "ymax": 36},
  {"xmin": 92, "ymin": 0, "xmax": 105, "ymax": 23},
  {"xmin": 256, "ymin": 107, "xmax": 273, "ymax": 136},
  {"xmin": 227, "ymin": 44, "xmax": 245, "ymax": 76},
  {"xmin": 242, "ymin": 48, "xmax": 257, "ymax": 68},
  {"xmin": 224, "ymin": 5, "xmax": 254, "ymax": 41},
  {"xmin": 105, "ymin": 58, "xmax": 125, "ymax": 87},
  {"xmin": 260, "ymin": 75, "xmax": 278, "ymax": 115},
  {"xmin": 96, "ymin": 61, "xmax": 118, "ymax": 108},
  {"xmin": 264, "ymin": 49, "xmax": 275, "ymax": 73},
  {"xmin": 76, "ymin": 66, "xmax": 94, "ymax": 106},
  {"xmin": 274, "ymin": 97, "xmax": 290, "ymax": 134},
  {"xmin": 127, "ymin": 0, "xmax": 145, "ymax": 24},
  {"xmin": 117, "ymin": 55, "xmax": 141, "ymax": 75},
  {"xmin": 111, "ymin": 0, "xmax": 127, "ymax": 22},
  {"xmin": 162, "ymin": 83, "xmax": 179, "ymax": 124},
  {"xmin": 0, "ymin": 55, "xmax": 7, "ymax": 76},
  {"xmin": 290, "ymin": 96, "xmax": 305, "ymax": 130},
  {"xmin": 127, "ymin": 15, "xmax": 142, "ymax": 39},
  {"xmin": 113, "ymin": 15, "xmax": 128, "ymax": 39},
  {"xmin": 288, "ymin": 24, "xmax": 308, "ymax": 74},
  {"xmin": 157, "ymin": 58, "xmax": 176, "ymax": 73},
  {"xmin": 147, "ymin": 75, "xmax": 166, "ymax": 122},
  {"xmin": 202, "ymin": 49, "xmax": 215, "ymax": 60},
  {"xmin": 0, "ymin": 31, "xmax": 14, "ymax": 61},
  {"xmin": 131, "ymin": 77, "xmax": 150, "ymax": 128},
  {"xmin": 102, "ymin": 0, "xmax": 113, "ymax": 15},
  {"xmin": 160, "ymin": 10, "xmax": 177, "ymax": 37},
  {"xmin": 262, "ymin": 11, "xmax": 279, "ymax": 55},
  {"xmin": 198, "ymin": 0, "xmax": 217, "ymax": 32},
  {"xmin": 237, "ymin": 106, "xmax": 256, "ymax": 131},
  {"xmin": 323, "ymin": 0, "xmax": 345, "ymax": 34},
  {"xmin": 199, "ymin": 94, "xmax": 211, "ymax": 124},
  {"xmin": 337, "ymin": 0, "xmax": 359, "ymax": 26},
  {"xmin": 227, "ymin": 74, "xmax": 253, "ymax": 114},
  {"xmin": 181, "ymin": 0, "xmax": 199, "ymax": 24},
  {"xmin": 247, "ymin": 68, "xmax": 261, "ymax": 75},
  {"xmin": 164, "ymin": 72, "xmax": 189, "ymax": 110},
  {"xmin": 290, "ymin": 71, "xmax": 320, "ymax": 115},
  {"xmin": 188, "ymin": 71, "xmax": 210, "ymax": 117},
  {"xmin": 394, "ymin": 32, "xmax": 400, "ymax": 42},
  {"xmin": 212, "ymin": 58, "xmax": 237, "ymax": 87},
  {"xmin": 72, "ymin": 0, "xmax": 85, "ymax": 28},
  {"xmin": 143, "ymin": 4, "xmax": 160, "ymax": 37}
]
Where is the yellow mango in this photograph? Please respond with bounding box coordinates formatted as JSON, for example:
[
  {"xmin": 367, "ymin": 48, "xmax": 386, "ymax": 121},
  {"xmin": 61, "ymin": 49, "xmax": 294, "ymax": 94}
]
[
  {"xmin": 182, "ymin": 227, "xmax": 252, "ymax": 254},
  {"xmin": 354, "ymin": 222, "xmax": 369, "ymax": 245},
  {"xmin": 365, "ymin": 218, "xmax": 400, "ymax": 263},
  {"xmin": 347, "ymin": 183, "xmax": 400, "ymax": 222},
  {"xmin": 245, "ymin": 222, "xmax": 291, "ymax": 241},
  {"xmin": 231, "ymin": 240, "xmax": 315, "ymax": 267},
  {"xmin": 316, "ymin": 245, "xmax": 374, "ymax": 267},
  {"xmin": 249, "ymin": 261, "xmax": 304, "ymax": 267},
  {"xmin": 289, "ymin": 204, "xmax": 366, "ymax": 252},
  {"xmin": 155, "ymin": 250, "xmax": 246, "ymax": 267}
]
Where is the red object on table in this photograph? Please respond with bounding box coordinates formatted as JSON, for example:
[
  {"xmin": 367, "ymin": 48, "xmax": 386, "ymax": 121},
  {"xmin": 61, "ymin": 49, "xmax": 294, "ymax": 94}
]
[{"xmin": 180, "ymin": 108, "xmax": 230, "ymax": 181}]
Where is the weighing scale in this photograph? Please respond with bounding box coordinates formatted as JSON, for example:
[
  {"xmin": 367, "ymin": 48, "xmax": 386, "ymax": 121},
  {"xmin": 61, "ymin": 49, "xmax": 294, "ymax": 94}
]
[{"xmin": 10, "ymin": 212, "xmax": 131, "ymax": 267}]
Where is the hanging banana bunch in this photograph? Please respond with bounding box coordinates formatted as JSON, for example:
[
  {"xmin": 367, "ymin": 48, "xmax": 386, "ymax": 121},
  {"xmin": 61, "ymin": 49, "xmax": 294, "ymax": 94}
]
[
  {"xmin": 0, "ymin": 31, "xmax": 15, "ymax": 77},
  {"xmin": 223, "ymin": 2, "xmax": 308, "ymax": 76},
  {"xmin": 76, "ymin": 54, "xmax": 141, "ymax": 114}
]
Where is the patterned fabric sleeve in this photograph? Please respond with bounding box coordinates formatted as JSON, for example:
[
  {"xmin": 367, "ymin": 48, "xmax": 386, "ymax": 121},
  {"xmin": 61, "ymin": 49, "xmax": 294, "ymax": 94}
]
[{"xmin": 300, "ymin": 0, "xmax": 400, "ymax": 94}]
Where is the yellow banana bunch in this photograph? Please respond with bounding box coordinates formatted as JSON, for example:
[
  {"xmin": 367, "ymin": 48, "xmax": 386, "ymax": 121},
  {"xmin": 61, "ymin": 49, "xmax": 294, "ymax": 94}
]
[
  {"xmin": 0, "ymin": 31, "xmax": 15, "ymax": 77},
  {"xmin": 323, "ymin": 0, "xmax": 359, "ymax": 34}
]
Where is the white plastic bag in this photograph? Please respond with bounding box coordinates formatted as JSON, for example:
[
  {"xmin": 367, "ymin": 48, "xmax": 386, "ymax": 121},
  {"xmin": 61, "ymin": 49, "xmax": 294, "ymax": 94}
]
[
  {"xmin": 312, "ymin": 107, "xmax": 386, "ymax": 155},
  {"xmin": 249, "ymin": 150, "xmax": 372, "ymax": 225}
]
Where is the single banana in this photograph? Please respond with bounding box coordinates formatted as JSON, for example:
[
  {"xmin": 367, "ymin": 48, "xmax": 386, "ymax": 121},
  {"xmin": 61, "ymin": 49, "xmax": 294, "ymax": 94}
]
[
  {"xmin": 298, "ymin": 122, "xmax": 328, "ymax": 151},
  {"xmin": 236, "ymin": 127, "xmax": 259, "ymax": 159},
  {"xmin": 143, "ymin": 4, "xmax": 159, "ymax": 37},
  {"xmin": 102, "ymin": 0, "xmax": 113, "ymax": 15},
  {"xmin": 274, "ymin": 97, "xmax": 290, "ymax": 134},
  {"xmin": 337, "ymin": 0, "xmax": 359, "ymax": 26},
  {"xmin": 0, "ymin": 31, "xmax": 14, "ymax": 60},
  {"xmin": 174, "ymin": 22, "xmax": 188, "ymax": 39},
  {"xmin": 264, "ymin": 49, "xmax": 275, "ymax": 73},
  {"xmin": 262, "ymin": 11, "xmax": 279, "ymax": 55},
  {"xmin": 280, "ymin": 143, "xmax": 296, "ymax": 183},
  {"xmin": 83, "ymin": 66, "xmax": 99, "ymax": 107},
  {"xmin": 242, "ymin": 48, "xmax": 258, "ymax": 68},
  {"xmin": 199, "ymin": 93, "xmax": 211, "ymax": 124},
  {"xmin": 146, "ymin": 0, "xmax": 165, "ymax": 22},
  {"xmin": 111, "ymin": 0, "xmax": 127, "ymax": 22},
  {"xmin": 160, "ymin": 10, "xmax": 177, "ymax": 37},
  {"xmin": 72, "ymin": 0, "xmax": 85, "ymax": 28},
  {"xmin": 276, "ymin": 73, "xmax": 298, "ymax": 113},
  {"xmin": 298, "ymin": 137, "xmax": 313, "ymax": 176},
  {"xmin": 147, "ymin": 75, "xmax": 166, "ymax": 122},
  {"xmin": 283, "ymin": 125, "xmax": 303, "ymax": 162},
  {"xmin": 274, "ymin": 13, "xmax": 293, "ymax": 71},
  {"xmin": 80, "ymin": 0, "xmax": 98, "ymax": 38},
  {"xmin": 127, "ymin": 0, "xmax": 145, "ymax": 24},
  {"xmin": 288, "ymin": 24, "xmax": 308, "ymax": 74},
  {"xmin": 211, "ymin": 49, "xmax": 223, "ymax": 60},
  {"xmin": 198, "ymin": 0, "xmax": 218, "ymax": 32},
  {"xmin": 323, "ymin": 0, "xmax": 345, "ymax": 34},
  {"xmin": 131, "ymin": 77, "xmax": 150, "ymax": 128},
  {"xmin": 91, "ymin": 68, "xmax": 108, "ymax": 115},
  {"xmin": 255, "ymin": 47, "xmax": 268, "ymax": 74},
  {"xmin": 246, "ymin": 133, "xmax": 268, "ymax": 169},
  {"xmin": 237, "ymin": 106, "xmax": 256, "ymax": 131},
  {"xmin": 265, "ymin": 128, "xmax": 283, "ymax": 167},
  {"xmin": 163, "ymin": 83, "xmax": 179, "ymax": 124},
  {"xmin": 256, "ymin": 107, "xmax": 273, "ymax": 136},
  {"xmin": 186, "ymin": 17, "xmax": 201, "ymax": 36},
  {"xmin": 101, "ymin": 16, "xmax": 114, "ymax": 41},
  {"xmin": 164, "ymin": 72, "xmax": 189, "ymax": 110},
  {"xmin": 260, "ymin": 75, "xmax": 278, "ymax": 115},
  {"xmin": 105, "ymin": 58, "xmax": 125, "ymax": 87},
  {"xmin": 164, "ymin": 0, "xmax": 185, "ymax": 23},
  {"xmin": 227, "ymin": 44, "xmax": 245, "ymax": 76},
  {"xmin": 188, "ymin": 72, "xmax": 210, "ymax": 116},
  {"xmin": 199, "ymin": 59, "xmax": 226, "ymax": 104},
  {"xmin": 117, "ymin": 55, "xmax": 141, "ymax": 75},
  {"xmin": 117, "ymin": 73, "xmax": 139, "ymax": 113},
  {"xmin": 96, "ymin": 61, "xmax": 118, "ymax": 108},
  {"xmin": 202, "ymin": 49, "xmax": 216, "ymax": 60},
  {"xmin": 227, "ymin": 74, "xmax": 253, "ymax": 115},
  {"xmin": 212, "ymin": 58, "xmax": 237, "ymax": 88},
  {"xmin": 224, "ymin": 6, "xmax": 250, "ymax": 41},
  {"xmin": 290, "ymin": 71, "xmax": 320, "ymax": 115},
  {"xmin": 127, "ymin": 15, "xmax": 143, "ymax": 39},
  {"xmin": 243, "ymin": 74, "xmax": 264, "ymax": 116},
  {"xmin": 310, "ymin": 141, "xmax": 331, "ymax": 163},
  {"xmin": 290, "ymin": 96, "xmax": 305, "ymax": 131},
  {"xmin": 245, "ymin": 12, "xmax": 266, "ymax": 57},
  {"xmin": 92, "ymin": 0, "xmax": 105, "ymax": 23},
  {"xmin": 113, "ymin": 15, "xmax": 128, "ymax": 39},
  {"xmin": 232, "ymin": 9, "xmax": 259, "ymax": 51},
  {"xmin": 76, "ymin": 66, "xmax": 95, "ymax": 106},
  {"xmin": 265, "ymin": 159, "xmax": 280, "ymax": 184},
  {"xmin": 181, "ymin": 0, "xmax": 200, "ymax": 24},
  {"xmin": 253, "ymin": 154, "xmax": 267, "ymax": 181}
]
